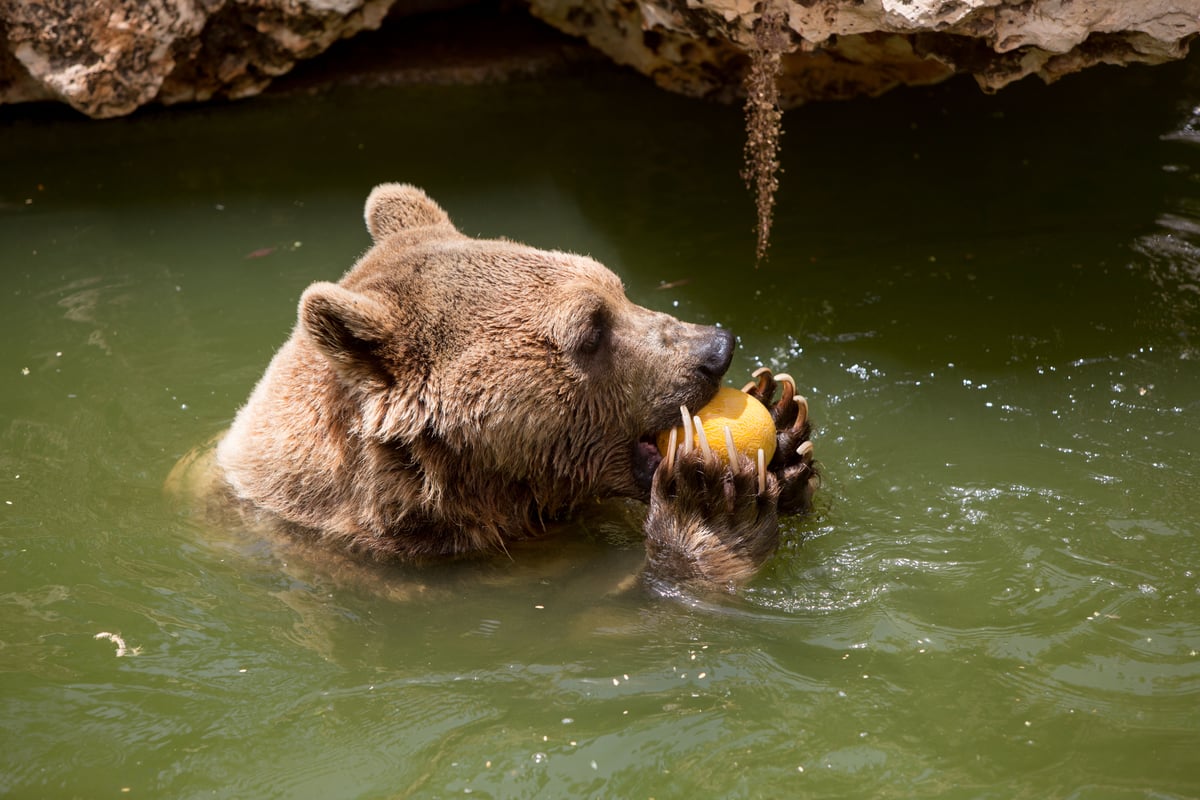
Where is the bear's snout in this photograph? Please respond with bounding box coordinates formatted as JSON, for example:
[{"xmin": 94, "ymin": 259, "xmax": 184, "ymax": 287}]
[{"xmin": 697, "ymin": 328, "xmax": 736, "ymax": 381}]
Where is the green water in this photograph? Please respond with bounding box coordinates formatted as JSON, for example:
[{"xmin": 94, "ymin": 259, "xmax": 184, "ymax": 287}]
[{"xmin": 3, "ymin": 55, "xmax": 1200, "ymax": 799}]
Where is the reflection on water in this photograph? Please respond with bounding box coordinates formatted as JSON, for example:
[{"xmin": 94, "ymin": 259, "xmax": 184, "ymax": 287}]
[{"xmin": 3, "ymin": 53, "xmax": 1200, "ymax": 799}]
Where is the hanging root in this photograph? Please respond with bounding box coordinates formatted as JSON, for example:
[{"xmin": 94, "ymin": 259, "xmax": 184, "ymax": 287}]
[{"xmin": 741, "ymin": 3, "xmax": 788, "ymax": 265}]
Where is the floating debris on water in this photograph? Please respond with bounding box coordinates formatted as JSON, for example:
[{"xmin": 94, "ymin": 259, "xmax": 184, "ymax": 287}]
[{"xmin": 94, "ymin": 631, "xmax": 140, "ymax": 657}]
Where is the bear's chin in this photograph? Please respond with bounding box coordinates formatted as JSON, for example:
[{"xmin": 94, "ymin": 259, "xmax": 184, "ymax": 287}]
[{"xmin": 631, "ymin": 437, "xmax": 663, "ymax": 498}]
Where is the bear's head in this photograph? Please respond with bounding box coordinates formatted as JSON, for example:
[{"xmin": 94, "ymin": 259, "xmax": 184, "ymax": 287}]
[{"xmin": 295, "ymin": 184, "xmax": 735, "ymax": 529}]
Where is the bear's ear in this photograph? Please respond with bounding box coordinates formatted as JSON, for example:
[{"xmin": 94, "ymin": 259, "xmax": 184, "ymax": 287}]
[
  {"xmin": 364, "ymin": 183, "xmax": 454, "ymax": 241},
  {"xmin": 299, "ymin": 282, "xmax": 391, "ymax": 380}
]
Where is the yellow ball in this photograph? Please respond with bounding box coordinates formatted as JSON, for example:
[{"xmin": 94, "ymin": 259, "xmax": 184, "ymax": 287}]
[{"xmin": 657, "ymin": 386, "xmax": 776, "ymax": 465}]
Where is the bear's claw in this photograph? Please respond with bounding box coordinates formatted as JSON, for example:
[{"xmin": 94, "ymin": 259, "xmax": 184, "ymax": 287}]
[
  {"xmin": 670, "ymin": 404, "xmax": 768, "ymax": 497},
  {"xmin": 666, "ymin": 367, "xmax": 816, "ymax": 511},
  {"xmin": 742, "ymin": 367, "xmax": 817, "ymax": 514},
  {"xmin": 641, "ymin": 367, "xmax": 816, "ymax": 589},
  {"xmin": 745, "ymin": 369, "xmax": 800, "ymax": 428},
  {"xmin": 644, "ymin": 436, "xmax": 781, "ymax": 588},
  {"xmin": 743, "ymin": 366, "xmax": 776, "ymax": 404},
  {"xmin": 770, "ymin": 373, "xmax": 796, "ymax": 423}
]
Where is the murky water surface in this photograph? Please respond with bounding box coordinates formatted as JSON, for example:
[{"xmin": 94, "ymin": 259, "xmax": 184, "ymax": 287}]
[{"xmin": 3, "ymin": 58, "xmax": 1200, "ymax": 799}]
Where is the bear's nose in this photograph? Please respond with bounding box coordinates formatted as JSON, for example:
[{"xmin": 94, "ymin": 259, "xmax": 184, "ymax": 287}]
[{"xmin": 698, "ymin": 328, "xmax": 736, "ymax": 380}]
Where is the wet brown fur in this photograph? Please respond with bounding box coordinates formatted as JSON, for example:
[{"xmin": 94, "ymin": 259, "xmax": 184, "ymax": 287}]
[{"xmin": 211, "ymin": 184, "xmax": 741, "ymax": 570}]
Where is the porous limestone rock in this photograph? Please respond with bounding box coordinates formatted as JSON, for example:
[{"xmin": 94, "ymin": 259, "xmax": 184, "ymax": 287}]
[
  {"xmin": 525, "ymin": 0, "xmax": 1200, "ymax": 105},
  {"xmin": 0, "ymin": 0, "xmax": 1196, "ymax": 117},
  {"xmin": 0, "ymin": 0, "xmax": 397, "ymax": 118}
]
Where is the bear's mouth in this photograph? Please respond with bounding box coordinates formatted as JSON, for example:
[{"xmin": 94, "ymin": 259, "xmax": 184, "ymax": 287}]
[
  {"xmin": 632, "ymin": 435, "xmax": 663, "ymax": 496},
  {"xmin": 631, "ymin": 385, "xmax": 722, "ymax": 497}
]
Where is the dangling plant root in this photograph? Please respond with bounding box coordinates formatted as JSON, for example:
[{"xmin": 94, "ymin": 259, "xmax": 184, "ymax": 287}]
[{"xmin": 741, "ymin": 4, "xmax": 788, "ymax": 264}]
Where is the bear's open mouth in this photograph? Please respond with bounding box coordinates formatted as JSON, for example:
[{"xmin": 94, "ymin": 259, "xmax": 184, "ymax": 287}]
[
  {"xmin": 631, "ymin": 379, "xmax": 726, "ymax": 497},
  {"xmin": 632, "ymin": 435, "xmax": 663, "ymax": 495}
]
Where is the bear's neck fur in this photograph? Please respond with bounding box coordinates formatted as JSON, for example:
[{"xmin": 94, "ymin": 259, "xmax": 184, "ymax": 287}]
[{"xmin": 215, "ymin": 333, "xmax": 579, "ymax": 561}]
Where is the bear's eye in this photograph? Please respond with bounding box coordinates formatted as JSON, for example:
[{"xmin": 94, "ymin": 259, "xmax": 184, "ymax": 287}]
[{"xmin": 576, "ymin": 308, "xmax": 608, "ymax": 357}]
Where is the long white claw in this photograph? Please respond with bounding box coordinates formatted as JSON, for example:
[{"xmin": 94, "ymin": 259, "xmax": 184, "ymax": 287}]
[
  {"xmin": 794, "ymin": 395, "xmax": 809, "ymax": 430},
  {"xmin": 797, "ymin": 440, "xmax": 814, "ymax": 460},
  {"xmin": 751, "ymin": 366, "xmax": 773, "ymax": 396},
  {"xmin": 723, "ymin": 425, "xmax": 738, "ymax": 467},
  {"xmin": 757, "ymin": 448, "xmax": 766, "ymax": 495},
  {"xmin": 666, "ymin": 427, "xmax": 678, "ymax": 474},
  {"xmin": 693, "ymin": 415, "xmax": 712, "ymax": 460},
  {"xmin": 676, "ymin": 402, "xmax": 696, "ymax": 453},
  {"xmin": 774, "ymin": 373, "xmax": 796, "ymax": 408}
]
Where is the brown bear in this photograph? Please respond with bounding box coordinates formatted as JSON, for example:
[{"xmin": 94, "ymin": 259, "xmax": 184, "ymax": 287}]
[{"xmin": 193, "ymin": 184, "xmax": 816, "ymax": 591}]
